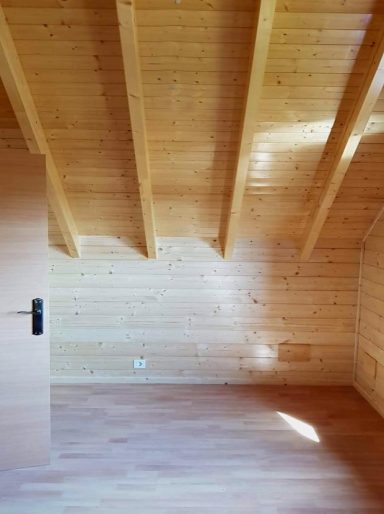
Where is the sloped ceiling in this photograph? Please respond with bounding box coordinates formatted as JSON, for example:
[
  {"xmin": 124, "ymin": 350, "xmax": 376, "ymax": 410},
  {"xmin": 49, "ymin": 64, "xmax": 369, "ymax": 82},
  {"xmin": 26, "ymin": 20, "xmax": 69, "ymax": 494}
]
[{"xmin": 0, "ymin": 0, "xmax": 384, "ymax": 253}]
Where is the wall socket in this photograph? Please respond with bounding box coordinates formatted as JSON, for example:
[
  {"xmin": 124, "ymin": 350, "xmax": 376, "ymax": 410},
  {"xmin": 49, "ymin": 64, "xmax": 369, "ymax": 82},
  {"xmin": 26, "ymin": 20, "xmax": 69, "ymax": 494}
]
[{"xmin": 133, "ymin": 359, "xmax": 146, "ymax": 369}]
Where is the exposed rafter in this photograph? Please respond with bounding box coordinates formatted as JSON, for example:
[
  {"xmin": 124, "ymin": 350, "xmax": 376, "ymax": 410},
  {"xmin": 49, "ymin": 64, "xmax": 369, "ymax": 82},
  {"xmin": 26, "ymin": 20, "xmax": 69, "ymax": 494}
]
[
  {"xmin": 0, "ymin": 6, "xmax": 80, "ymax": 258},
  {"xmin": 116, "ymin": 0, "xmax": 157, "ymax": 259},
  {"xmin": 301, "ymin": 29, "xmax": 384, "ymax": 261},
  {"xmin": 223, "ymin": 0, "xmax": 276, "ymax": 260}
]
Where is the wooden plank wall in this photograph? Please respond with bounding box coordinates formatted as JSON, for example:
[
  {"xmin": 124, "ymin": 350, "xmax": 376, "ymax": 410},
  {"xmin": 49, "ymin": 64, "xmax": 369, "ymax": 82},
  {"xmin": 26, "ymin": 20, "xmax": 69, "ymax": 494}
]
[
  {"xmin": 1, "ymin": 0, "xmax": 384, "ymax": 384},
  {"xmin": 50, "ymin": 236, "xmax": 358, "ymax": 384},
  {"xmin": 355, "ymin": 210, "xmax": 384, "ymax": 417},
  {"xmin": 0, "ymin": 78, "xmax": 27, "ymax": 150}
]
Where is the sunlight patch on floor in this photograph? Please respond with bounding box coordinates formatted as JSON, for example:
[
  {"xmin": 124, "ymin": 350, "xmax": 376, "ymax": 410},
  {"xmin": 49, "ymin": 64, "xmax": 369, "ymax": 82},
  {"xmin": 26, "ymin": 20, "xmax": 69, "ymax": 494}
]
[{"xmin": 277, "ymin": 412, "xmax": 320, "ymax": 443}]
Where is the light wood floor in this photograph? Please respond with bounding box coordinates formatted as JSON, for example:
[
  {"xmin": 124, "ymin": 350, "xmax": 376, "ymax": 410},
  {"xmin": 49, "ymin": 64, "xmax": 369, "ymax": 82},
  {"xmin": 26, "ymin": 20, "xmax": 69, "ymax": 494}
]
[{"xmin": 1, "ymin": 385, "xmax": 384, "ymax": 513}]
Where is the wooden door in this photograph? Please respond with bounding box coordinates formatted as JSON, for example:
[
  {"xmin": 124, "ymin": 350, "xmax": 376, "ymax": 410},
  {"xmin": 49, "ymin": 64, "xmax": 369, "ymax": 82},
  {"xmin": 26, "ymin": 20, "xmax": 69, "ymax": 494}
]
[{"xmin": 0, "ymin": 150, "xmax": 50, "ymax": 470}]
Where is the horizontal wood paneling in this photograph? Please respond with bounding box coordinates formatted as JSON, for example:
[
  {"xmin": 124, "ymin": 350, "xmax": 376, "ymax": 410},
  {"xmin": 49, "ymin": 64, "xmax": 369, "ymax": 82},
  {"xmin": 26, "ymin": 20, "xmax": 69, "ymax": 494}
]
[
  {"xmin": 2, "ymin": 0, "xmax": 377, "ymax": 243},
  {"xmin": 1, "ymin": 0, "xmax": 382, "ymax": 386},
  {"xmin": 50, "ymin": 237, "xmax": 357, "ymax": 384},
  {"xmin": 243, "ymin": 17, "xmax": 384, "ymax": 242},
  {"xmin": 0, "ymin": 79, "xmax": 27, "ymax": 149},
  {"xmin": 321, "ymin": 89, "xmax": 384, "ymax": 242},
  {"xmin": 2, "ymin": 0, "xmax": 384, "ymax": 244},
  {"xmin": 355, "ymin": 212, "xmax": 384, "ymax": 417},
  {"xmin": 2, "ymin": 0, "xmax": 146, "ymax": 244}
]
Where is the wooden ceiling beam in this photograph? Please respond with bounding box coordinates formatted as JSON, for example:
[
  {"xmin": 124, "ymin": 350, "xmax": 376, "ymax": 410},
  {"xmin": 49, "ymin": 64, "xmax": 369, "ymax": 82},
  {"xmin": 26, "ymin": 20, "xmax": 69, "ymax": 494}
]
[
  {"xmin": 0, "ymin": 6, "xmax": 80, "ymax": 258},
  {"xmin": 116, "ymin": 0, "xmax": 157, "ymax": 259},
  {"xmin": 223, "ymin": 0, "xmax": 276, "ymax": 260},
  {"xmin": 301, "ymin": 29, "xmax": 384, "ymax": 261}
]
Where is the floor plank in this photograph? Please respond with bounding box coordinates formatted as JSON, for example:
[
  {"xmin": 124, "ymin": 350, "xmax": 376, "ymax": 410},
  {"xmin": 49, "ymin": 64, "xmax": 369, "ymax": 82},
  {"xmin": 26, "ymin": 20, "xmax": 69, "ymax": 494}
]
[{"xmin": 0, "ymin": 385, "xmax": 384, "ymax": 513}]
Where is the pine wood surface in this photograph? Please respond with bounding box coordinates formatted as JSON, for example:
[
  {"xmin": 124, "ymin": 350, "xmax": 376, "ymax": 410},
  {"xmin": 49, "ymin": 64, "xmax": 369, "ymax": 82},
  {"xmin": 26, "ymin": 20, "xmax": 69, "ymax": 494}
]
[
  {"xmin": 49, "ymin": 237, "xmax": 358, "ymax": 384},
  {"xmin": 2, "ymin": 0, "xmax": 384, "ymax": 245},
  {"xmin": 355, "ymin": 210, "xmax": 384, "ymax": 417},
  {"xmin": 1, "ymin": 0, "xmax": 384, "ymax": 388}
]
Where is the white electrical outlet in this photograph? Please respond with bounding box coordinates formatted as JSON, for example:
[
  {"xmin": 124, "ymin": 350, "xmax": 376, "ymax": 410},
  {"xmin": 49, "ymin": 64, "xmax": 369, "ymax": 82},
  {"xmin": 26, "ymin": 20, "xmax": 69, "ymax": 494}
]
[{"xmin": 133, "ymin": 359, "xmax": 146, "ymax": 369}]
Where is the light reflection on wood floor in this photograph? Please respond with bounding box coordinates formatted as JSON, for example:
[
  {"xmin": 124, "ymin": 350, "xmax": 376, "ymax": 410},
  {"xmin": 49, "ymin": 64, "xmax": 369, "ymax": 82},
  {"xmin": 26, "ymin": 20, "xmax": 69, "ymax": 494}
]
[{"xmin": 1, "ymin": 385, "xmax": 384, "ymax": 513}]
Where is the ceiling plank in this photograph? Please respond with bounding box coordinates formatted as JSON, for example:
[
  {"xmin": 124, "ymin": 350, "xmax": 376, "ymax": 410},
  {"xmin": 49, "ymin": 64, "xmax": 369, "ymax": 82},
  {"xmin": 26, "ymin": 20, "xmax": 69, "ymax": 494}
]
[
  {"xmin": 301, "ymin": 29, "xmax": 384, "ymax": 261},
  {"xmin": 223, "ymin": 0, "xmax": 277, "ymax": 260},
  {"xmin": 116, "ymin": 0, "xmax": 157, "ymax": 259},
  {"xmin": 0, "ymin": 6, "xmax": 80, "ymax": 258}
]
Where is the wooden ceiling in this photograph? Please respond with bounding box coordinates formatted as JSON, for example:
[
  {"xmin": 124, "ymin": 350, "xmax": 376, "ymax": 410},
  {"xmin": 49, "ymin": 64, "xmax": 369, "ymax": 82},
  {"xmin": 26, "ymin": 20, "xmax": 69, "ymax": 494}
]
[{"xmin": 0, "ymin": 0, "xmax": 384, "ymax": 259}]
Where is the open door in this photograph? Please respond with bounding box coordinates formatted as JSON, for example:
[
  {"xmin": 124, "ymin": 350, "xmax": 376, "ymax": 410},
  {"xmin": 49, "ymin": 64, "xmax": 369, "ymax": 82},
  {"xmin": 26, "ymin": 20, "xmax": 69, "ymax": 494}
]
[{"xmin": 0, "ymin": 150, "xmax": 50, "ymax": 470}]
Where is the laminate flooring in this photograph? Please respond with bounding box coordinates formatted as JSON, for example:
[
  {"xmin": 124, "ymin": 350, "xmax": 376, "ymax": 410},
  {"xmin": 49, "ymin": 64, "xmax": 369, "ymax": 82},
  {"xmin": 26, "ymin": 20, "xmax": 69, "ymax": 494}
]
[{"xmin": 1, "ymin": 385, "xmax": 384, "ymax": 513}]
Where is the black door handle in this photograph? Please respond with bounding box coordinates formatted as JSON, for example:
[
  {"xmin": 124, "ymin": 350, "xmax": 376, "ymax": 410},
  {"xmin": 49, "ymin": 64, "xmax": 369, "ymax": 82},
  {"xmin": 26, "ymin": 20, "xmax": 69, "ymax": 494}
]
[{"xmin": 17, "ymin": 298, "xmax": 44, "ymax": 335}]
